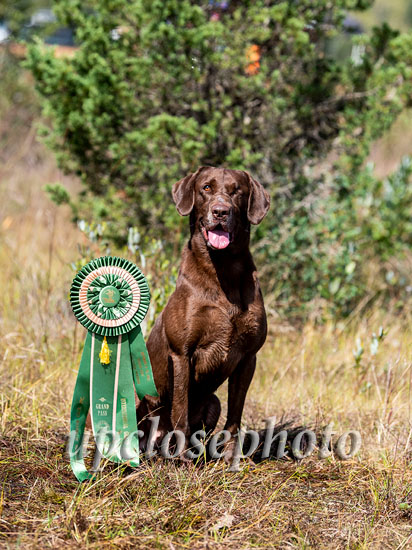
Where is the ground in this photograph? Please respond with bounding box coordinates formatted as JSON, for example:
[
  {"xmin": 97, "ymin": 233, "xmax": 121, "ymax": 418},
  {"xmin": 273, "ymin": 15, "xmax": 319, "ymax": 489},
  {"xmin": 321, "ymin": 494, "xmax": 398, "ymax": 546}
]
[{"xmin": 0, "ymin": 130, "xmax": 411, "ymax": 549}]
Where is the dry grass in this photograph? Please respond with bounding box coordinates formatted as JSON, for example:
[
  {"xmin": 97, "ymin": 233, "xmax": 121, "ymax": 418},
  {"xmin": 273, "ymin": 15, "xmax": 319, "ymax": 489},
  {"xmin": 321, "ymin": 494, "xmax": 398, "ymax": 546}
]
[
  {"xmin": 1, "ymin": 125, "xmax": 412, "ymax": 549},
  {"xmin": 355, "ymin": 0, "xmax": 412, "ymax": 33},
  {"xmin": 371, "ymin": 109, "xmax": 412, "ymax": 178}
]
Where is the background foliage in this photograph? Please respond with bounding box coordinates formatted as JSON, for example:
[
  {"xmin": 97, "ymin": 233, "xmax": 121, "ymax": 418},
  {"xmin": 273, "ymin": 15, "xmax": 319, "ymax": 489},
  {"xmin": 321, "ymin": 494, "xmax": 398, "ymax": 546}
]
[
  {"xmin": 18, "ymin": 0, "xmax": 412, "ymax": 318},
  {"xmin": 2, "ymin": 5, "xmax": 412, "ymax": 548}
]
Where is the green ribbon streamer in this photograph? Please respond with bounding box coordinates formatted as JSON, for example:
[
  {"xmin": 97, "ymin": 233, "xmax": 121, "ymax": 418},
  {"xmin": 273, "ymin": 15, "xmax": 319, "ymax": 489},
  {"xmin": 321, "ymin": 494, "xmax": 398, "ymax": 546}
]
[{"xmin": 69, "ymin": 326, "xmax": 157, "ymax": 482}]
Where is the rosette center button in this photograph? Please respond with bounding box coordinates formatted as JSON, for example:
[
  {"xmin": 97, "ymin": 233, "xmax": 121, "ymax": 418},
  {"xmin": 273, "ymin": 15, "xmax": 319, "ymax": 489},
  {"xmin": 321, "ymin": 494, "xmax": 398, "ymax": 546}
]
[{"xmin": 99, "ymin": 286, "xmax": 121, "ymax": 308}]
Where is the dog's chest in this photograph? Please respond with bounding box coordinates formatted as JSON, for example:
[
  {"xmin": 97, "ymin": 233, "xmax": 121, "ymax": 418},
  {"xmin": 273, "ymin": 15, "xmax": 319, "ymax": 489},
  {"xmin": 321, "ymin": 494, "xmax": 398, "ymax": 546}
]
[
  {"xmin": 192, "ymin": 295, "xmax": 266, "ymax": 379},
  {"xmin": 223, "ymin": 275, "xmax": 266, "ymax": 347},
  {"xmin": 228, "ymin": 300, "xmax": 266, "ymax": 349}
]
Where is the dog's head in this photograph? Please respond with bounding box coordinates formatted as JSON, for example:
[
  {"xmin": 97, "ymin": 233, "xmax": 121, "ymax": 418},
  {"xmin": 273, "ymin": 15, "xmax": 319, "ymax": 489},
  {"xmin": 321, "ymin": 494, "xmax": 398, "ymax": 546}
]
[{"xmin": 172, "ymin": 167, "xmax": 270, "ymax": 251}]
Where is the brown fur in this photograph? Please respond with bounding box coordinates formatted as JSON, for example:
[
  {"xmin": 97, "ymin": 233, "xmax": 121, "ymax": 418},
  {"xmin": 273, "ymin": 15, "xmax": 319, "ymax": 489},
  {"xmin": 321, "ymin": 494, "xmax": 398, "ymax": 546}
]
[{"xmin": 137, "ymin": 167, "xmax": 270, "ymax": 455}]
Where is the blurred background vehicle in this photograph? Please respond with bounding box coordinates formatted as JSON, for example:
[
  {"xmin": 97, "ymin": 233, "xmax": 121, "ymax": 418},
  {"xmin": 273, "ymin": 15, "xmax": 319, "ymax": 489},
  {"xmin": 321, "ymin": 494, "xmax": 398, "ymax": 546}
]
[{"xmin": 0, "ymin": 6, "xmax": 75, "ymax": 56}]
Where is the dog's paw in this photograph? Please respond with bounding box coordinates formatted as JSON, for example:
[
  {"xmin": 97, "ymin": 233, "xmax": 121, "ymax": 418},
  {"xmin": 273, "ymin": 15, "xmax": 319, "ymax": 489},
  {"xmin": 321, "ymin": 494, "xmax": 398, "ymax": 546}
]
[
  {"xmin": 224, "ymin": 439, "xmax": 256, "ymax": 472},
  {"xmin": 177, "ymin": 450, "xmax": 195, "ymax": 466},
  {"xmin": 223, "ymin": 438, "xmax": 236, "ymax": 465}
]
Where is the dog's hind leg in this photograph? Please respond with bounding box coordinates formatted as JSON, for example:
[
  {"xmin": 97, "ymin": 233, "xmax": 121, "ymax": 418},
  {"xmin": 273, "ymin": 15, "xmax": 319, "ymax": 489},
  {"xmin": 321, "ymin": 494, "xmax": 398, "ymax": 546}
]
[{"xmin": 190, "ymin": 394, "xmax": 221, "ymax": 436}]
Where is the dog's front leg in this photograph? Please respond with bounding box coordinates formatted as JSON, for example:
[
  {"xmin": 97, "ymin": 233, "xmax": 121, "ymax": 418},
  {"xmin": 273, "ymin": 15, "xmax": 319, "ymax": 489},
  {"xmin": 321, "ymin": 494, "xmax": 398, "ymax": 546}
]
[
  {"xmin": 169, "ymin": 352, "xmax": 191, "ymax": 459},
  {"xmin": 223, "ymin": 354, "xmax": 256, "ymax": 464}
]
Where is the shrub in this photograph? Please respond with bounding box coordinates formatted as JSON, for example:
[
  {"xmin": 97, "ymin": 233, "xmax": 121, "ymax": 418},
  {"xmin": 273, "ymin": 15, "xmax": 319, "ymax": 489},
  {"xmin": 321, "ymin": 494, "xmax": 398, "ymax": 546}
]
[{"xmin": 26, "ymin": 0, "xmax": 412, "ymax": 317}]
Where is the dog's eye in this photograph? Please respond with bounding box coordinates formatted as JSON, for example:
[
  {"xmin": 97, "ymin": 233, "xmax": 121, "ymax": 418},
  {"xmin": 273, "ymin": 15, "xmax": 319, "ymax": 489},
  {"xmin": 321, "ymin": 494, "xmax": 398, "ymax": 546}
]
[
  {"xmin": 230, "ymin": 188, "xmax": 239, "ymax": 196},
  {"xmin": 203, "ymin": 184, "xmax": 212, "ymax": 192}
]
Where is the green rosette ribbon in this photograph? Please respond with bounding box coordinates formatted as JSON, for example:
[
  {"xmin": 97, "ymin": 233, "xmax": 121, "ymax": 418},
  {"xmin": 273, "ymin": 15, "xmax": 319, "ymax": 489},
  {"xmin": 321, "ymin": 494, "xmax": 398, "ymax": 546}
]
[{"xmin": 69, "ymin": 256, "xmax": 158, "ymax": 482}]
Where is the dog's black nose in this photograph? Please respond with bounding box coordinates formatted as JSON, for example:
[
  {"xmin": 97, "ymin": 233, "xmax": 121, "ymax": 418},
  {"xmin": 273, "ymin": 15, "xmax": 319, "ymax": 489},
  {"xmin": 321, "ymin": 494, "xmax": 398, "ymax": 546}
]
[{"xmin": 212, "ymin": 204, "xmax": 230, "ymax": 219}]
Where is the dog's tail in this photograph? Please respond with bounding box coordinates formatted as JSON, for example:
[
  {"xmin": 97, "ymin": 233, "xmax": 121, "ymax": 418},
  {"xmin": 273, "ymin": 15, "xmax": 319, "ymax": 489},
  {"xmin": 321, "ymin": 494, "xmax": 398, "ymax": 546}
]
[
  {"xmin": 242, "ymin": 421, "xmax": 312, "ymax": 463},
  {"xmin": 199, "ymin": 420, "xmax": 317, "ymax": 464}
]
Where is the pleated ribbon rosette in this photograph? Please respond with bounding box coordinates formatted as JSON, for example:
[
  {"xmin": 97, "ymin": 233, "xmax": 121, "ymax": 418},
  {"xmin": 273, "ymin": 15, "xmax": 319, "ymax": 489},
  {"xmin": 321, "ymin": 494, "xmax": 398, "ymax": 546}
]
[{"xmin": 69, "ymin": 256, "xmax": 157, "ymax": 481}]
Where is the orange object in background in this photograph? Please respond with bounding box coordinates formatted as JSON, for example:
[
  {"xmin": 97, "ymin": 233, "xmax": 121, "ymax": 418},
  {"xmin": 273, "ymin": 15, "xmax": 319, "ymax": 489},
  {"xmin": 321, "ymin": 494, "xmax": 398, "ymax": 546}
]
[{"xmin": 245, "ymin": 44, "xmax": 261, "ymax": 75}]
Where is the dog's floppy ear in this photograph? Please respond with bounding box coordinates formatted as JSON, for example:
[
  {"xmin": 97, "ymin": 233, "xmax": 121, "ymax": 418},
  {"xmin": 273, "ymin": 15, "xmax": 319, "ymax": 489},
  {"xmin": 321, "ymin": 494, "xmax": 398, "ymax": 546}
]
[
  {"xmin": 244, "ymin": 171, "xmax": 270, "ymax": 225},
  {"xmin": 172, "ymin": 167, "xmax": 207, "ymax": 216}
]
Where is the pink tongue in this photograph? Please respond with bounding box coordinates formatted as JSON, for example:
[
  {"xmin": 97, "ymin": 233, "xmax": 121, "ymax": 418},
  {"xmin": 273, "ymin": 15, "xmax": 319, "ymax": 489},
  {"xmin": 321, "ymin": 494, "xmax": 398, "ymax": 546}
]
[{"xmin": 208, "ymin": 229, "xmax": 230, "ymax": 249}]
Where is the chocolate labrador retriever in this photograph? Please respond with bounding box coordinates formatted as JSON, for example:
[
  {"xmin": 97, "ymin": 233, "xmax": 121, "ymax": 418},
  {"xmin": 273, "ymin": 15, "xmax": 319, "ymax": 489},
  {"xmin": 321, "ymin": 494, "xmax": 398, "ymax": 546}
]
[{"xmin": 138, "ymin": 166, "xmax": 270, "ymax": 459}]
